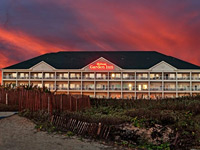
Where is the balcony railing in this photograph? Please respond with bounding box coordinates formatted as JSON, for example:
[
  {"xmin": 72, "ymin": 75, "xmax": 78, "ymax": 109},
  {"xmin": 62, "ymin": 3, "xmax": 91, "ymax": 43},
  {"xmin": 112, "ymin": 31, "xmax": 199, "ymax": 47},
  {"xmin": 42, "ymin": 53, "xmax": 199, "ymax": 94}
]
[
  {"xmin": 123, "ymin": 87, "xmax": 135, "ymax": 90},
  {"xmin": 30, "ymin": 76, "xmax": 43, "ymax": 79},
  {"xmin": 136, "ymin": 77, "xmax": 148, "ymax": 80},
  {"xmin": 122, "ymin": 76, "xmax": 135, "ymax": 80},
  {"xmin": 82, "ymin": 87, "xmax": 95, "ymax": 90},
  {"xmin": 164, "ymin": 88, "xmax": 176, "ymax": 91},
  {"xmin": 163, "ymin": 77, "xmax": 176, "ymax": 80},
  {"xmin": 150, "ymin": 77, "xmax": 162, "ymax": 80},
  {"xmin": 69, "ymin": 87, "xmax": 82, "ymax": 90},
  {"xmin": 177, "ymin": 88, "xmax": 190, "ymax": 91},
  {"xmin": 109, "ymin": 77, "xmax": 121, "ymax": 80},
  {"xmin": 82, "ymin": 76, "xmax": 95, "ymax": 80},
  {"xmin": 3, "ymin": 76, "xmax": 17, "ymax": 79},
  {"xmin": 69, "ymin": 77, "xmax": 81, "ymax": 79},
  {"xmin": 109, "ymin": 87, "xmax": 121, "ymax": 90},
  {"xmin": 192, "ymin": 88, "xmax": 200, "ymax": 91},
  {"xmin": 192, "ymin": 77, "xmax": 200, "ymax": 80},
  {"xmin": 96, "ymin": 87, "xmax": 108, "ymax": 90},
  {"xmin": 177, "ymin": 77, "xmax": 190, "ymax": 80},
  {"xmin": 57, "ymin": 87, "xmax": 68, "ymax": 90},
  {"xmin": 56, "ymin": 76, "xmax": 68, "ymax": 79},
  {"xmin": 43, "ymin": 77, "xmax": 55, "ymax": 79},
  {"xmin": 18, "ymin": 76, "xmax": 29, "ymax": 79},
  {"xmin": 96, "ymin": 76, "xmax": 108, "ymax": 80}
]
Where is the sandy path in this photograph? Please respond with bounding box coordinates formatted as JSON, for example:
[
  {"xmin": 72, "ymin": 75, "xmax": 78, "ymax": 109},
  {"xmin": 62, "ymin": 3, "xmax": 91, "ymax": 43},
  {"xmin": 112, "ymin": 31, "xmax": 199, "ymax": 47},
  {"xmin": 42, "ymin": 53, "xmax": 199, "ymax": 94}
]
[{"xmin": 0, "ymin": 115, "xmax": 115, "ymax": 150}]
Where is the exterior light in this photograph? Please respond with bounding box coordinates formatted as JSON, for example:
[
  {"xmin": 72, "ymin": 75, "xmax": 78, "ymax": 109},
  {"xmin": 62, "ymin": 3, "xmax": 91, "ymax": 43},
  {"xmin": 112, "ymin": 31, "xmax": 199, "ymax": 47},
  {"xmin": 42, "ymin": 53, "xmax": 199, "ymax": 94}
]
[
  {"xmin": 128, "ymin": 83, "xmax": 132, "ymax": 90},
  {"xmin": 111, "ymin": 73, "xmax": 115, "ymax": 78}
]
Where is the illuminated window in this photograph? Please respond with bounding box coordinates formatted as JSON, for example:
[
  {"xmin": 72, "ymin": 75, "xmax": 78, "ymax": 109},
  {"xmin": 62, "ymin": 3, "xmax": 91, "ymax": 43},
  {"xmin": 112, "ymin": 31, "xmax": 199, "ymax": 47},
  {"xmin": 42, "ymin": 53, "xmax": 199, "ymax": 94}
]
[
  {"xmin": 123, "ymin": 74, "xmax": 129, "ymax": 78},
  {"xmin": 64, "ymin": 73, "xmax": 68, "ymax": 78},
  {"xmin": 97, "ymin": 74, "xmax": 101, "ymax": 78},
  {"xmin": 45, "ymin": 84, "xmax": 49, "ymax": 88},
  {"xmin": 143, "ymin": 74, "xmax": 148, "ymax": 78},
  {"xmin": 45, "ymin": 73, "xmax": 50, "ymax": 78},
  {"xmin": 63, "ymin": 84, "xmax": 68, "ymax": 88},
  {"xmin": 128, "ymin": 83, "xmax": 132, "ymax": 90},
  {"xmin": 70, "ymin": 73, "xmax": 75, "ymax": 78},
  {"xmin": 38, "ymin": 73, "xmax": 42, "ymax": 78},
  {"xmin": 38, "ymin": 84, "xmax": 42, "ymax": 88},
  {"xmin": 89, "ymin": 73, "xmax": 94, "ymax": 78},
  {"xmin": 143, "ymin": 85, "xmax": 147, "ymax": 89},
  {"xmin": 20, "ymin": 73, "xmax": 24, "ymax": 77},
  {"xmin": 111, "ymin": 73, "xmax": 115, "ymax": 78},
  {"xmin": 116, "ymin": 74, "xmax": 121, "ymax": 78},
  {"xmin": 138, "ymin": 85, "xmax": 142, "ymax": 91},
  {"xmin": 13, "ymin": 73, "xmax": 17, "ymax": 77},
  {"xmin": 70, "ymin": 84, "xmax": 75, "ymax": 88}
]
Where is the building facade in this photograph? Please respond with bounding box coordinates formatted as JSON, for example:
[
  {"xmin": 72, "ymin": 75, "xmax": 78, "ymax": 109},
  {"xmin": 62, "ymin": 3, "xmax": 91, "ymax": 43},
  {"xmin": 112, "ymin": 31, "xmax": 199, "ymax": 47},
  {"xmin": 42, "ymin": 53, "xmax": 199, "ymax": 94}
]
[{"xmin": 2, "ymin": 51, "xmax": 200, "ymax": 99}]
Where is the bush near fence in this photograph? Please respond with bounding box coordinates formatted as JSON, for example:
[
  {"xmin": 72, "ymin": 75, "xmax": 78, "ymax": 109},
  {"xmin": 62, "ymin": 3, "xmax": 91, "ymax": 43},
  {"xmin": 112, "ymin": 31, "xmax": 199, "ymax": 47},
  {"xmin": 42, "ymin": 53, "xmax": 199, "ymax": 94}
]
[{"xmin": 0, "ymin": 87, "xmax": 91, "ymax": 113}]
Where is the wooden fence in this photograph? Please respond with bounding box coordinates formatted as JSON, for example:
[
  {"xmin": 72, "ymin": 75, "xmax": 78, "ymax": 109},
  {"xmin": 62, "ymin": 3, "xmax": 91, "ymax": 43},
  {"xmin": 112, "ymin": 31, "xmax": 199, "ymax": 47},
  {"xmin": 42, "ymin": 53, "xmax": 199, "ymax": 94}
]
[{"xmin": 0, "ymin": 87, "xmax": 91, "ymax": 113}]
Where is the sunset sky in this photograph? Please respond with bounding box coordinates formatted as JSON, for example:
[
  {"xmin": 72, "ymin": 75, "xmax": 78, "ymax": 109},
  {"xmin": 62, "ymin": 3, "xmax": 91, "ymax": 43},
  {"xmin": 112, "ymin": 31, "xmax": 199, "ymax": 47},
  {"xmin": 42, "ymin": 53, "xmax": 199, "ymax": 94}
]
[{"xmin": 0, "ymin": 0, "xmax": 200, "ymax": 79}]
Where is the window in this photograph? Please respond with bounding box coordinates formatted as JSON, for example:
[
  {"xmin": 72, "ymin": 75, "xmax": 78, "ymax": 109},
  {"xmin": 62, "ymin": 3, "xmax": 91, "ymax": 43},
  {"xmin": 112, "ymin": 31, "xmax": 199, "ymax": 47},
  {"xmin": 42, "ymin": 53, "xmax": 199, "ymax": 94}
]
[
  {"xmin": 64, "ymin": 73, "xmax": 68, "ymax": 78},
  {"xmin": 138, "ymin": 85, "xmax": 142, "ymax": 91},
  {"xmin": 116, "ymin": 74, "xmax": 121, "ymax": 78},
  {"xmin": 70, "ymin": 84, "xmax": 75, "ymax": 88},
  {"xmin": 13, "ymin": 73, "xmax": 17, "ymax": 78},
  {"xmin": 143, "ymin": 74, "xmax": 148, "ymax": 78},
  {"xmin": 20, "ymin": 73, "xmax": 25, "ymax": 77},
  {"xmin": 96, "ymin": 74, "xmax": 101, "ymax": 78},
  {"xmin": 45, "ymin": 73, "xmax": 50, "ymax": 78},
  {"xmin": 143, "ymin": 85, "xmax": 148, "ymax": 90},
  {"xmin": 70, "ymin": 73, "xmax": 75, "ymax": 78},
  {"xmin": 38, "ymin": 84, "xmax": 42, "ymax": 88},
  {"xmin": 123, "ymin": 74, "xmax": 129, "ymax": 78},
  {"xmin": 38, "ymin": 73, "xmax": 42, "ymax": 78},
  {"xmin": 89, "ymin": 73, "xmax": 94, "ymax": 78}
]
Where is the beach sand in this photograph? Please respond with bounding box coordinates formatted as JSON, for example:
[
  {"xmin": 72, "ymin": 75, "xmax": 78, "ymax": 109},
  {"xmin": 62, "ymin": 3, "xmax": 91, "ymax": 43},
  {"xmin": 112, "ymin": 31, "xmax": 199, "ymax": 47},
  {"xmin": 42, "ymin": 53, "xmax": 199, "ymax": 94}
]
[{"xmin": 0, "ymin": 115, "xmax": 115, "ymax": 150}]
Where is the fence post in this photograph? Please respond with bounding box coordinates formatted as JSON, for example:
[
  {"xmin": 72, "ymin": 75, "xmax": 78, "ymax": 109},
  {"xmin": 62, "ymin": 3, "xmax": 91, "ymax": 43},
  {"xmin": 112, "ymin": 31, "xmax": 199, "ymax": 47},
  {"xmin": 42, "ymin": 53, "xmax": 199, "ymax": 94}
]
[
  {"xmin": 6, "ymin": 93, "xmax": 8, "ymax": 105},
  {"xmin": 60, "ymin": 94, "xmax": 63, "ymax": 112},
  {"xmin": 48, "ymin": 96, "xmax": 50, "ymax": 114}
]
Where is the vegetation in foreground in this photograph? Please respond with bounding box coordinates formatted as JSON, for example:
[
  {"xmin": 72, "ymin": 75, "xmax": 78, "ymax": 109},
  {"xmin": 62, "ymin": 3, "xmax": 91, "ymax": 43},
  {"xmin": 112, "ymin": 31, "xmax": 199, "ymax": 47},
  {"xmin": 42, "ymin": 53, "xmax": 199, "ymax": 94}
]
[{"xmin": 19, "ymin": 96, "xmax": 200, "ymax": 150}]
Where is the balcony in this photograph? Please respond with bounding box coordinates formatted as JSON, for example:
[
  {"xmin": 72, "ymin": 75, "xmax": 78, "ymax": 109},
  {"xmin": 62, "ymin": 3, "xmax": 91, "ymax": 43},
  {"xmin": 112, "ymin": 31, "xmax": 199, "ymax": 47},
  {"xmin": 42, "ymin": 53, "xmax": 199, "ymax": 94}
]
[
  {"xmin": 56, "ymin": 76, "xmax": 68, "ymax": 79},
  {"xmin": 177, "ymin": 87, "xmax": 190, "ymax": 91},
  {"xmin": 82, "ymin": 87, "xmax": 94, "ymax": 90},
  {"xmin": 164, "ymin": 77, "xmax": 176, "ymax": 80},
  {"xmin": 150, "ymin": 87, "xmax": 162, "ymax": 91},
  {"xmin": 136, "ymin": 77, "xmax": 148, "ymax": 80},
  {"xmin": 69, "ymin": 87, "xmax": 82, "ymax": 90},
  {"xmin": 43, "ymin": 76, "xmax": 55, "ymax": 79},
  {"xmin": 109, "ymin": 87, "xmax": 121, "ymax": 90},
  {"xmin": 30, "ymin": 76, "xmax": 43, "ymax": 79},
  {"xmin": 123, "ymin": 87, "xmax": 135, "ymax": 91},
  {"xmin": 3, "ymin": 76, "xmax": 17, "ymax": 79},
  {"xmin": 164, "ymin": 88, "xmax": 176, "ymax": 91},
  {"xmin": 109, "ymin": 77, "xmax": 121, "ymax": 80},
  {"xmin": 69, "ymin": 77, "xmax": 81, "ymax": 80},
  {"xmin": 96, "ymin": 76, "xmax": 108, "ymax": 80},
  {"xmin": 18, "ymin": 76, "xmax": 29, "ymax": 79},
  {"xmin": 82, "ymin": 76, "xmax": 95, "ymax": 80},
  {"xmin": 192, "ymin": 87, "xmax": 200, "ymax": 91},
  {"xmin": 96, "ymin": 87, "xmax": 108, "ymax": 90},
  {"xmin": 192, "ymin": 77, "xmax": 200, "ymax": 80},
  {"xmin": 177, "ymin": 77, "xmax": 190, "ymax": 80},
  {"xmin": 57, "ymin": 87, "xmax": 68, "ymax": 90},
  {"xmin": 122, "ymin": 76, "xmax": 135, "ymax": 80},
  {"xmin": 150, "ymin": 77, "xmax": 162, "ymax": 80}
]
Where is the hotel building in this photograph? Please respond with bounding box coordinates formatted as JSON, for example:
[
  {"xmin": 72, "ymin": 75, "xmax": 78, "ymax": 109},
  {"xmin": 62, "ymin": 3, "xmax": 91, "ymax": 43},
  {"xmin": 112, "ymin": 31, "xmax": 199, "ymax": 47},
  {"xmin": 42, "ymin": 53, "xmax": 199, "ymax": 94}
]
[{"xmin": 2, "ymin": 51, "xmax": 200, "ymax": 99}]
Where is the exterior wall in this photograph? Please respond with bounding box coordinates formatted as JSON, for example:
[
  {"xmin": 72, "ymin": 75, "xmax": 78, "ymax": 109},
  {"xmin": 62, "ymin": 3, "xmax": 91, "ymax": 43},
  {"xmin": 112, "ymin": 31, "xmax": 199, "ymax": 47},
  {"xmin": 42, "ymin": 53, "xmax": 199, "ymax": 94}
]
[{"xmin": 2, "ymin": 60, "xmax": 200, "ymax": 99}]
